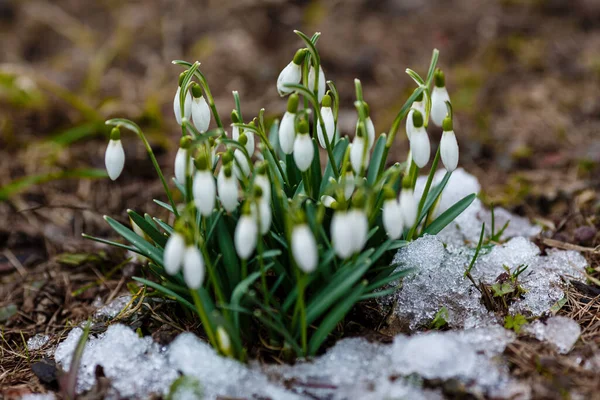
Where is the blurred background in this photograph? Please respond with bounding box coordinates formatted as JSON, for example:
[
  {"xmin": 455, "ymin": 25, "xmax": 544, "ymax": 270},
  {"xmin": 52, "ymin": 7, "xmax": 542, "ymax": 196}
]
[{"xmin": 0, "ymin": 0, "xmax": 599, "ymax": 260}]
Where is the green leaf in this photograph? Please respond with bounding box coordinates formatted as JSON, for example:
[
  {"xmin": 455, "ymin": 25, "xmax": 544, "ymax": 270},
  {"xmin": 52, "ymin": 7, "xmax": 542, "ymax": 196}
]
[
  {"xmin": 418, "ymin": 171, "xmax": 452, "ymax": 223},
  {"xmin": 153, "ymin": 199, "xmax": 175, "ymax": 213},
  {"xmin": 319, "ymin": 138, "xmax": 348, "ymax": 194},
  {"xmin": 216, "ymin": 217, "xmax": 240, "ymax": 290},
  {"xmin": 310, "ymin": 139, "xmax": 322, "ymax": 197},
  {"xmin": 367, "ymin": 135, "xmax": 387, "ymax": 184},
  {"xmin": 104, "ymin": 216, "xmax": 164, "ymax": 265},
  {"xmin": 364, "ymin": 267, "xmax": 415, "ymax": 292},
  {"xmin": 128, "ymin": 210, "xmax": 167, "ymax": 248},
  {"xmin": 294, "ymin": 30, "xmax": 320, "ymax": 65},
  {"xmin": 133, "ymin": 277, "xmax": 195, "ymax": 312},
  {"xmin": 425, "ymin": 49, "xmax": 440, "ymax": 86},
  {"xmin": 82, "ymin": 233, "xmax": 139, "ymax": 253},
  {"xmin": 230, "ymin": 266, "xmax": 271, "ymax": 331},
  {"xmin": 422, "ymin": 194, "xmax": 477, "ymax": 235},
  {"xmin": 405, "ymin": 68, "xmax": 425, "ymax": 86},
  {"xmin": 153, "ymin": 217, "xmax": 174, "ymax": 235},
  {"xmin": 308, "ymin": 282, "xmax": 366, "ymax": 355}
]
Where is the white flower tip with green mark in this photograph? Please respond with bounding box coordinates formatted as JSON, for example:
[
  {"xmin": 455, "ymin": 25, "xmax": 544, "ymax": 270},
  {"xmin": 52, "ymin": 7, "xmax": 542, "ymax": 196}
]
[
  {"xmin": 105, "ymin": 139, "xmax": 125, "ymax": 181},
  {"xmin": 440, "ymin": 130, "xmax": 459, "ymax": 172},
  {"xmin": 234, "ymin": 214, "xmax": 258, "ymax": 259},
  {"xmin": 183, "ymin": 246, "xmax": 205, "ymax": 289},
  {"xmin": 164, "ymin": 233, "xmax": 185, "ymax": 275},
  {"xmin": 192, "ymin": 96, "xmax": 211, "ymax": 132},
  {"xmin": 317, "ymin": 105, "xmax": 335, "ymax": 149},
  {"xmin": 292, "ymin": 224, "xmax": 318, "ymax": 273},
  {"xmin": 277, "ymin": 62, "xmax": 302, "ymax": 96},
  {"xmin": 173, "ymin": 87, "xmax": 192, "ymax": 126},
  {"xmin": 343, "ymin": 171, "xmax": 355, "ymax": 200}
]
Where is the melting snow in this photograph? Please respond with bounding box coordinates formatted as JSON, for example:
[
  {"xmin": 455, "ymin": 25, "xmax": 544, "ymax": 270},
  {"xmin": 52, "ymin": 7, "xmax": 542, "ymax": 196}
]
[
  {"xmin": 27, "ymin": 334, "xmax": 50, "ymax": 351},
  {"xmin": 524, "ymin": 316, "xmax": 581, "ymax": 354}
]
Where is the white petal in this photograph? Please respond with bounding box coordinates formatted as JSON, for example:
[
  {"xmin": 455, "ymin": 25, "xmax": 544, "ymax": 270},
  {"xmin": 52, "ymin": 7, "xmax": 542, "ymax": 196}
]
[
  {"xmin": 331, "ymin": 212, "xmax": 354, "ymax": 259},
  {"xmin": 410, "ymin": 128, "xmax": 430, "ymax": 168},
  {"xmin": 383, "ymin": 199, "xmax": 403, "ymax": 239},
  {"xmin": 343, "ymin": 171, "xmax": 355, "ymax": 200},
  {"xmin": 174, "ymin": 148, "xmax": 194, "ymax": 184},
  {"xmin": 192, "ymin": 96, "xmax": 211, "ymax": 132},
  {"xmin": 234, "ymin": 215, "xmax": 258, "ymax": 259},
  {"xmin": 405, "ymin": 109, "xmax": 414, "ymax": 140},
  {"xmin": 277, "ymin": 62, "xmax": 302, "ymax": 96},
  {"xmin": 174, "ymin": 87, "xmax": 192, "ymax": 126},
  {"xmin": 431, "ymin": 86, "xmax": 450, "ymax": 127},
  {"xmin": 321, "ymin": 195, "xmax": 336, "ymax": 208},
  {"xmin": 400, "ymin": 188, "xmax": 418, "ymax": 228},
  {"xmin": 255, "ymin": 175, "xmax": 271, "ymax": 204},
  {"xmin": 292, "ymin": 225, "xmax": 318, "ymax": 273},
  {"xmin": 350, "ymin": 137, "xmax": 370, "ymax": 175},
  {"xmin": 349, "ymin": 209, "xmax": 368, "ymax": 252},
  {"xmin": 193, "ymin": 170, "xmax": 216, "ymax": 216},
  {"xmin": 251, "ymin": 201, "xmax": 272, "ymax": 235},
  {"xmin": 317, "ymin": 106, "xmax": 335, "ymax": 149},
  {"xmin": 293, "ymin": 135, "xmax": 314, "ymax": 172},
  {"xmin": 308, "ymin": 65, "xmax": 326, "ymax": 103},
  {"xmin": 234, "ymin": 150, "xmax": 251, "ymax": 179},
  {"xmin": 105, "ymin": 140, "xmax": 125, "ymax": 181},
  {"xmin": 366, "ymin": 117, "xmax": 375, "ymax": 149},
  {"xmin": 183, "ymin": 246, "xmax": 205, "ymax": 289},
  {"xmin": 164, "ymin": 233, "xmax": 185, "ymax": 275},
  {"xmin": 244, "ymin": 132, "xmax": 255, "ymax": 156},
  {"xmin": 278, "ymin": 112, "xmax": 296, "ymax": 155},
  {"xmin": 440, "ymin": 130, "xmax": 459, "ymax": 172},
  {"xmin": 217, "ymin": 170, "xmax": 239, "ymax": 212},
  {"xmin": 216, "ymin": 327, "xmax": 232, "ymax": 355}
]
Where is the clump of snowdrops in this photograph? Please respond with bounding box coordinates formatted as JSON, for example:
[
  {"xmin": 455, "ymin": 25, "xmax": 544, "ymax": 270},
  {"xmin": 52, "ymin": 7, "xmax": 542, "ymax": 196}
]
[{"xmin": 88, "ymin": 31, "xmax": 474, "ymax": 361}]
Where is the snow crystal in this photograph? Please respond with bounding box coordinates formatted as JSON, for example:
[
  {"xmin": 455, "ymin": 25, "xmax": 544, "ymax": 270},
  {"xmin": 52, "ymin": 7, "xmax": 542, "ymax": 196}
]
[
  {"xmin": 20, "ymin": 394, "xmax": 55, "ymax": 400},
  {"xmin": 27, "ymin": 334, "xmax": 50, "ymax": 351},
  {"xmin": 94, "ymin": 295, "xmax": 132, "ymax": 319},
  {"xmin": 524, "ymin": 316, "xmax": 581, "ymax": 354}
]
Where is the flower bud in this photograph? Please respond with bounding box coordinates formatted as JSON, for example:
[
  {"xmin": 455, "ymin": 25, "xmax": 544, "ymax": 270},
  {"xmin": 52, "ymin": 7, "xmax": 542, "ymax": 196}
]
[
  {"xmin": 216, "ymin": 326, "xmax": 233, "ymax": 357},
  {"xmin": 164, "ymin": 232, "xmax": 186, "ymax": 275},
  {"xmin": 331, "ymin": 211, "xmax": 354, "ymax": 259},
  {"xmin": 217, "ymin": 166, "xmax": 239, "ymax": 212},
  {"xmin": 308, "ymin": 65, "xmax": 326, "ymax": 103},
  {"xmin": 350, "ymin": 125, "xmax": 370, "ymax": 175},
  {"xmin": 431, "ymin": 69, "xmax": 450, "ymax": 127},
  {"xmin": 440, "ymin": 121, "xmax": 459, "ymax": 172},
  {"xmin": 174, "ymin": 137, "xmax": 194, "ymax": 185},
  {"xmin": 233, "ymin": 149, "xmax": 251, "ymax": 179},
  {"xmin": 292, "ymin": 224, "xmax": 318, "ymax": 273},
  {"xmin": 382, "ymin": 187, "xmax": 403, "ymax": 240},
  {"xmin": 343, "ymin": 167, "xmax": 355, "ymax": 200},
  {"xmin": 399, "ymin": 186, "xmax": 418, "ymax": 228},
  {"xmin": 174, "ymin": 86, "xmax": 192, "ymax": 126},
  {"xmin": 193, "ymin": 169, "xmax": 216, "ymax": 217},
  {"xmin": 191, "ymin": 94, "xmax": 211, "ymax": 132},
  {"xmin": 105, "ymin": 130, "xmax": 125, "ymax": 181},
  {"xmin": 409, "ymin": 110, "xmax": 430, "ymax": 168},
  {"xmin": 349, "ymin": 208, "xmax": 369, "ymax": 253},
  {"xmin": 320, "ymin": 195, "xmax": 338, "ymax": 209},
  {"xmin": 317, "ymin": 95, "xmax": 335, "ymax": 150},
  {"xmin": 235, "ymin": 209, "xmax": 258, "ymax": 259},
  {"xmin": 405, "ymin": 90, "xmax": 425, "ymax": 140},
  {"xmin": 183, "ymin": 245, "xmax": 205, "ymax": 289},
  {"xmin": 293, "ymin": 121, "xmax": 314, "ymax": 172},
  {"xmin": 276, "ymin": 49, "xmax": 305, "ymax": 96}
]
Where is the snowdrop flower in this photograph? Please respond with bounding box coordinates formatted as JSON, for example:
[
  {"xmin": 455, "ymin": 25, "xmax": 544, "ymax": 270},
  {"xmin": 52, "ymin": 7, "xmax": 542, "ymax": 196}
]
[
  {"xmin": 277, "ymin": 49, "xmax": 305, "ymax": 96},
  {"xmin": 317, "ymin": 94, "xmax": 335, "ymax": 149},
  {"xmin": 174, "ymin": 136, "xmax": 195, "ymax": 185},
  {"xmin": 320, "ymin": 195, "xmax": 338, "ymax": 209},
  {"xmin": 105, "ymin": 127, "xmax": 125, "ymax": 181},
  {"xmin": 173, "ymin": 74, "xmax": 192, "ymax": 126},
  {"xmin": 356, "ymin": 103, "xmax": 375, "ymax": 149},
  {"xmin": 331, "ymin": 211, "xmax": 354, "ymax": 259},
  {"xmin": 382, "ymin": 187, "xmax": 403, "ymax": 239},
  {"xmin": 343, "ymin": 166, "xmax": 355, "ymax": 200},
  {"xmin": 292, "ymin": 223, "xmax": 318, "ymax": 273},
  {"xmin": 349, "ymin": 208, "xmax": 369, "ymax": 253},
  {"xmin": 399, "ymin": 185, "xmax": 418, "ymax": 228},
  {"xmin": 409, "ymin": 110, "xmax": 430, "ymax": 168},
  {"xmin": 191, "ymin": 83, "xmax": 211, "ymax": 132},
  {"xmin": 233, "ymin": 143, "xmax": 251, "ymax": 180},
  {"xmin": 308, "ymin": 64, "xmax": 326, "ymax": 103},
  {"xmin": 293, "ymin": 120, "xmax": 314, "ymax": 172},
  {"xmin": 254, "ymin": 164, "xmax": 271, "ymax": 204},
  {"xmin": 350, "ymin": 123, "xmax": 369, "ymax": 175},
  {"xmin": 163, "ymin": 232, "xmax": 186, "ymax": 275},
  {"xmin": 440, "ymin": 115, "xmax": 459, "ymax": 172},
  {"xmin": 217, "ymin": 156, "xmax": 239, "ymax": 212},
  {"xmin": 251, "ymin": 187, "xmax": 272, "ymax": 235},
  {"xmin": 183, "ymin": 245, "xmax": 205, "ymax": 289},
  {"xmin": 231, "ymin": 110, "xmax": 255, "ymax": 156},
  {"xmin": 193, "ymin": 153, "xmax": 216, "ymax": 217},
  {"xmin": 431, "ymin": 69, "xmax": 451, "ymax": 128},
  {"xmin": 405, "ymin": 90, "xmax": 425, "ymax": 140},
  {"xmin": 234, "ymin": 205, "xmax": 258, "ymax": 259},
  {"xmin": 279, "ymin": 94, "xmax": 298, "ymax": 155},
  {"xmin": 216, "ymin": 326, "xmax": 232, "ymax": 357}
]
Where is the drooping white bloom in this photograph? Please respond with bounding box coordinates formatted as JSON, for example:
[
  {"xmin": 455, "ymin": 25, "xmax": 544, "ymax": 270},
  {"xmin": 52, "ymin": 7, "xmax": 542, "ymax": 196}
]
[
  {"xmin": 349, "ymin": 209, "xmax": 368, "ymax": 253},
  {"xmin": 291, "ymin": 224, "xmax": 318, "ymax": 273},
  {"xmin": 440, "ymin": 129, "xmax": 459, "ymax": 172},
  {"xmin": 105, "ymin": 139, "xmax": 125, "ymax": 181},
  {"xmin": 331, "ymin": 212, "xmax": 354, "ymax": 259},
  {"xmin": 320, "ymin": 195, "xmax": 337, "ymax": 208},
  {"xmin": 279, "ymin": 111, "xmax": 296, "ymax": 155},
  {"xmin": 405, "ymin": 97, "xmax": 425, "ymax": 140},
  {"xmin": 163, "ymin": 233, "xmax": 186, "ymax": 275},
  {"xmin": 233, "ymin": 149, "xmax": 251, "ymax": 179},
  {"xmin": 277, "ymin": 61, "xmax": 302, "ymax": 96},
  {"xmin": 193, "ymin": 170, "xmax": 216, "ymax": 216},
  {"xmin": 174, "ymin": 86, "xmax": 192, "ymax": 126},
  {"xmin": 382, "ymin": 198, "xmax": 403, "ymax": 240},
  {"xmin": 343, "ymin": 170, "xmax": 355, "ymax": 200},
  {"xmin": 251, "ymin": 200, "xmax": 272, "ymax": 235},
  {"xmin": 431, "ymin": 86, "xmax": 450, "ymax": 127},
  {"xmin": 410, "ymin": 126, "xmax": 430, "ymax": 168},
  {"xmin": 191, "ymin": 96, "xmax": 211, "ymax": 132},
  {"xmin": 183, "ymin": 246, "xmax": 205, "ymax": 289},
  {"xmin": 399, "ymin": 188, "xmax": 418, "ymax": 228},
  {"xmin": 216, "ymin": 326, "xmax": 232, "ymax": 356},
  {"xmin": 174, "ymin": 147, "xmax": 194, "ymax": 184},
  {"xmin": 232, "ymin": 125, "xmax": 255, "ymax": 156},
  {"xmin": 317, "ymin": 105, "xmax": 335, "ymax": 149},
  {"xmin": 293, "ymin": 133, "xmax": 314, "ymax": 172},
  {"xmin": 308, "ymin": 65, "xmax": 326, "ymax": 103},
  {"xmin": 217, "ymin": 168, "xmax": 239, "ymax": 212},
  {"xmin": 254, "ymin": 174, "xmax": 271, "ymax": 204},
  {"xmin": 365, "ymin": 117, "xmax": 375, "ymax": 149},
  {"xmin": 234, "ymin": 214, "xmax": 258, "ymax": 259},
  {"xmin": 350, "ymin": 135, "xmax": 370, "ymax": 175}
]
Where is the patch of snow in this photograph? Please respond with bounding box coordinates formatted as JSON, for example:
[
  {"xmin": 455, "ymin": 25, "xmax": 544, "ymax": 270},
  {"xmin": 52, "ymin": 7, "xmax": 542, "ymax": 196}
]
[
  {"xmin": 20, "ymin": 394, "xmax": 56, "ymax": 400},
  {"xmin": 27, "ymin": 334, "xmax": 50, "ymax": 351},
  {"xmin": 524, "ymin": 316, "xmax": 581, "ymax": 354},
  {"xmin": 94, "ymin": 295, "xmax": 132, "ymax": 319}
]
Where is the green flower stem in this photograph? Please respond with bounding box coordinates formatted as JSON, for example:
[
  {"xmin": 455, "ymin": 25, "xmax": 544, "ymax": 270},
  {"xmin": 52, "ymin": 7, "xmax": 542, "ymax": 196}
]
[
  {"xmin": 199, "ymin": 225, "xmax": 227, "ymax": 314},
  {"xmin": 191, "ymin": 289, "xmax": 218, "ymax": 350},
  {"xmin": 416, "ymin": 146, "xmax": 441, "ymax": 217},
  {"xmin": 405, "ymin": 161, "xmax": 422, "ymax": 241},
  {"xmin": 241, "ymin": 258, "xmax": 248, "ymax": 281},
  {"xmin": 295, "ymin": 269, "xmax": 308, "ymax": 355},
  {"xmin": 301, "ymin": 170, "xmax": 312, "ymax": 199},
  {"xmin": 194, "ymin": 70, "xmax": 224, "ymax": 130}
]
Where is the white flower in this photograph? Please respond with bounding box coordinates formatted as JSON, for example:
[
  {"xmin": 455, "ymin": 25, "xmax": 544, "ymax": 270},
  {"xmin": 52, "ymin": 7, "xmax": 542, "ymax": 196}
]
[
  {"xmin": 365, "ymin": 117, "xmax": 375, "ymax": 149},
  {"xmin": 405, "ymin": 98, "xmax": 425, "ymax": 140},
  {"xmin": 431, "ymin": 86, "xmax": 450, "ymax": 127},
  {"xmin": 174, "ymin": 147, "xmax": 194, "ymax": 185},
  {"xmin": 217, "ymin": 168, "xmax": 239, "ymax": 212},
  {"xmin": 233, "ymin": 149, "xmax": 251, "ymax": 179},
  {"xmin": 232, "ymin": 125, "xmax": 255, "ymax": 156},
  {"xmin": 164, "ymin": 233, "xmax": 185, "ymax": 275},
  {"xmin": 254, "ymin": 174, "xmax": 271, "ymax": 204},
  {"xmin": 349, "ymin": 209, "xmax": 368, "ymax": 253},
  {"xmin": 105, "ymin": 139, "xmax": 125, "ymax": 181},
  {"xmin": 399, "ymin": 188, "xmax": 418, "ymax": 228},
  {"xmin": 292, "ymin": 224, "xmax": 318, "ymax": 273},
  {"xmin": 382, "ymin": 198, "xmax": 403, "ymax": 239},
  {"xmin": 320, "ymin": 195, "xmax": 337, "ymax": 208},
  {"xmin": 191, "ymin": 96, "xmax": 211, "ymax": 132},
  {"xmin": 410, "ymin": 126, "xmax": 430, "ymax": 168},
  {"xmin": 277, "ymin": 61, "xmax": 302, "ymax": 96},
  {"xmin": 234, "ymin": 214, "xmax": 258, "ymax": 259},
  {"xmin": 193, "ymin": 170, "xmax": 216, "ymax": 217},
  {"xmin": 293, "ymin": 133, "xmax": 314, "ymax": 172},
  {"xmin": 183, "ymin": 246, "xmax": 205, "ymax": 289},
  {"xmin": 251, "ymin": 200, "xmax": 272, "ymax": 235},
  {"xmin": 174, "ymin": 86, "xmax": 192, "ymax": 126},
  {"xmin": 317, "ymin": 105, "xmax": 335, "ymax": 149},
  {"xmin": 343, "ymin": 170, "xmax": 355, "ymax": 200},
  {"xmin": 216, "ymin": 326, "xmax": 232, "ymax": 356},
  {"xmin": 308, "ymin": 65, "xmax": 326, "ymax": 103},
  {"xmin": 440, "ymin": 129, "xmax": 459, "ymax": 172},
  {"xmin": 278, "ymin": 111, "xmax": 296, "ymax": 155},
  {"xmin": 331, "ymin": 212, "xmax": 354, "ymax": 259},
  {"xmin": 350, "ymin": 135, "xmax": 369, "ymax": 175}
]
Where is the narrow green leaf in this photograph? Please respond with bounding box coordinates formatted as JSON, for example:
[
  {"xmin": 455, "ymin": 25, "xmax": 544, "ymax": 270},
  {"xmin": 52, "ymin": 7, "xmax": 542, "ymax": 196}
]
[
  {"xmin": 418, "ymin": 171, "xmax": 452, "ymax": 223},
  {"xmin": 82, "ymin": 233, "xmax": 139, "ymax": 253},
  {"xmin": 104, "ymin": 216, "xmax": 164, "ymax": 265},
  {"xmin": 153, "ymin": 199, "xmax": 175, "ymax": 213},
  {"xmin": 423, "ymin": 194, "xmax": 477, "ymax": 235},
  {"xmin": 128, "ymin": 210, "xmax": 167, "ymax": 248},
  {"xmin": 367, "ymin": 135, "xmax": 387, "ymax": 184},
  {"xmin": 216, "ymin": 217, "xmax": 240, "ymax": 289},
  {"xmin": 153, "ymin": 218, "xmax": 174, "ymax": 235},
  {"xmin": 364, "ymin": 267, "xmax": 415, "ymax": 292},
  {"xmin": 319, "ymin": 138, "xmax": 348, "ymax": 194},
  {"xmin": 133, "ymin": 277, "xmax": 195, "ymax": 312}
]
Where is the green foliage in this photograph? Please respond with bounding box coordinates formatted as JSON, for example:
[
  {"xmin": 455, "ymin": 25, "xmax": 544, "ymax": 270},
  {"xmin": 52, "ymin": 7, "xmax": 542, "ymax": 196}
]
[
  {"xmin": 429, "ymin": 306, "xmax": 449, "ymax": 330},
  {"xmin": 504, "ymin": 314, "xmax": 528, "ymax": 333}
]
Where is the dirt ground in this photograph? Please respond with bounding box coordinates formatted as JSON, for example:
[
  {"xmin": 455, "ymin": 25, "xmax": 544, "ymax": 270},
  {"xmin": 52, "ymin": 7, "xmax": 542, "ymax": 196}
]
[{"xmin": 0, "ymin": 0, "xmax": 599, "ymax": 398}]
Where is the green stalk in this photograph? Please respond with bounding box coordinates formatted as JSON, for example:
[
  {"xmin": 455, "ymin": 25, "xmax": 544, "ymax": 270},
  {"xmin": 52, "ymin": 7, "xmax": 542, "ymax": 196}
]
[
  {"xmin": 241, "ymin": 258, "xmax": 248, "ymax": 281},
  {"xmin": 296, "ymin": 270, "xmax": 307, "ymax": 355},
  {"xmin": 191, "ymin": 289, "xmax": 218, "ymax": 349}
]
